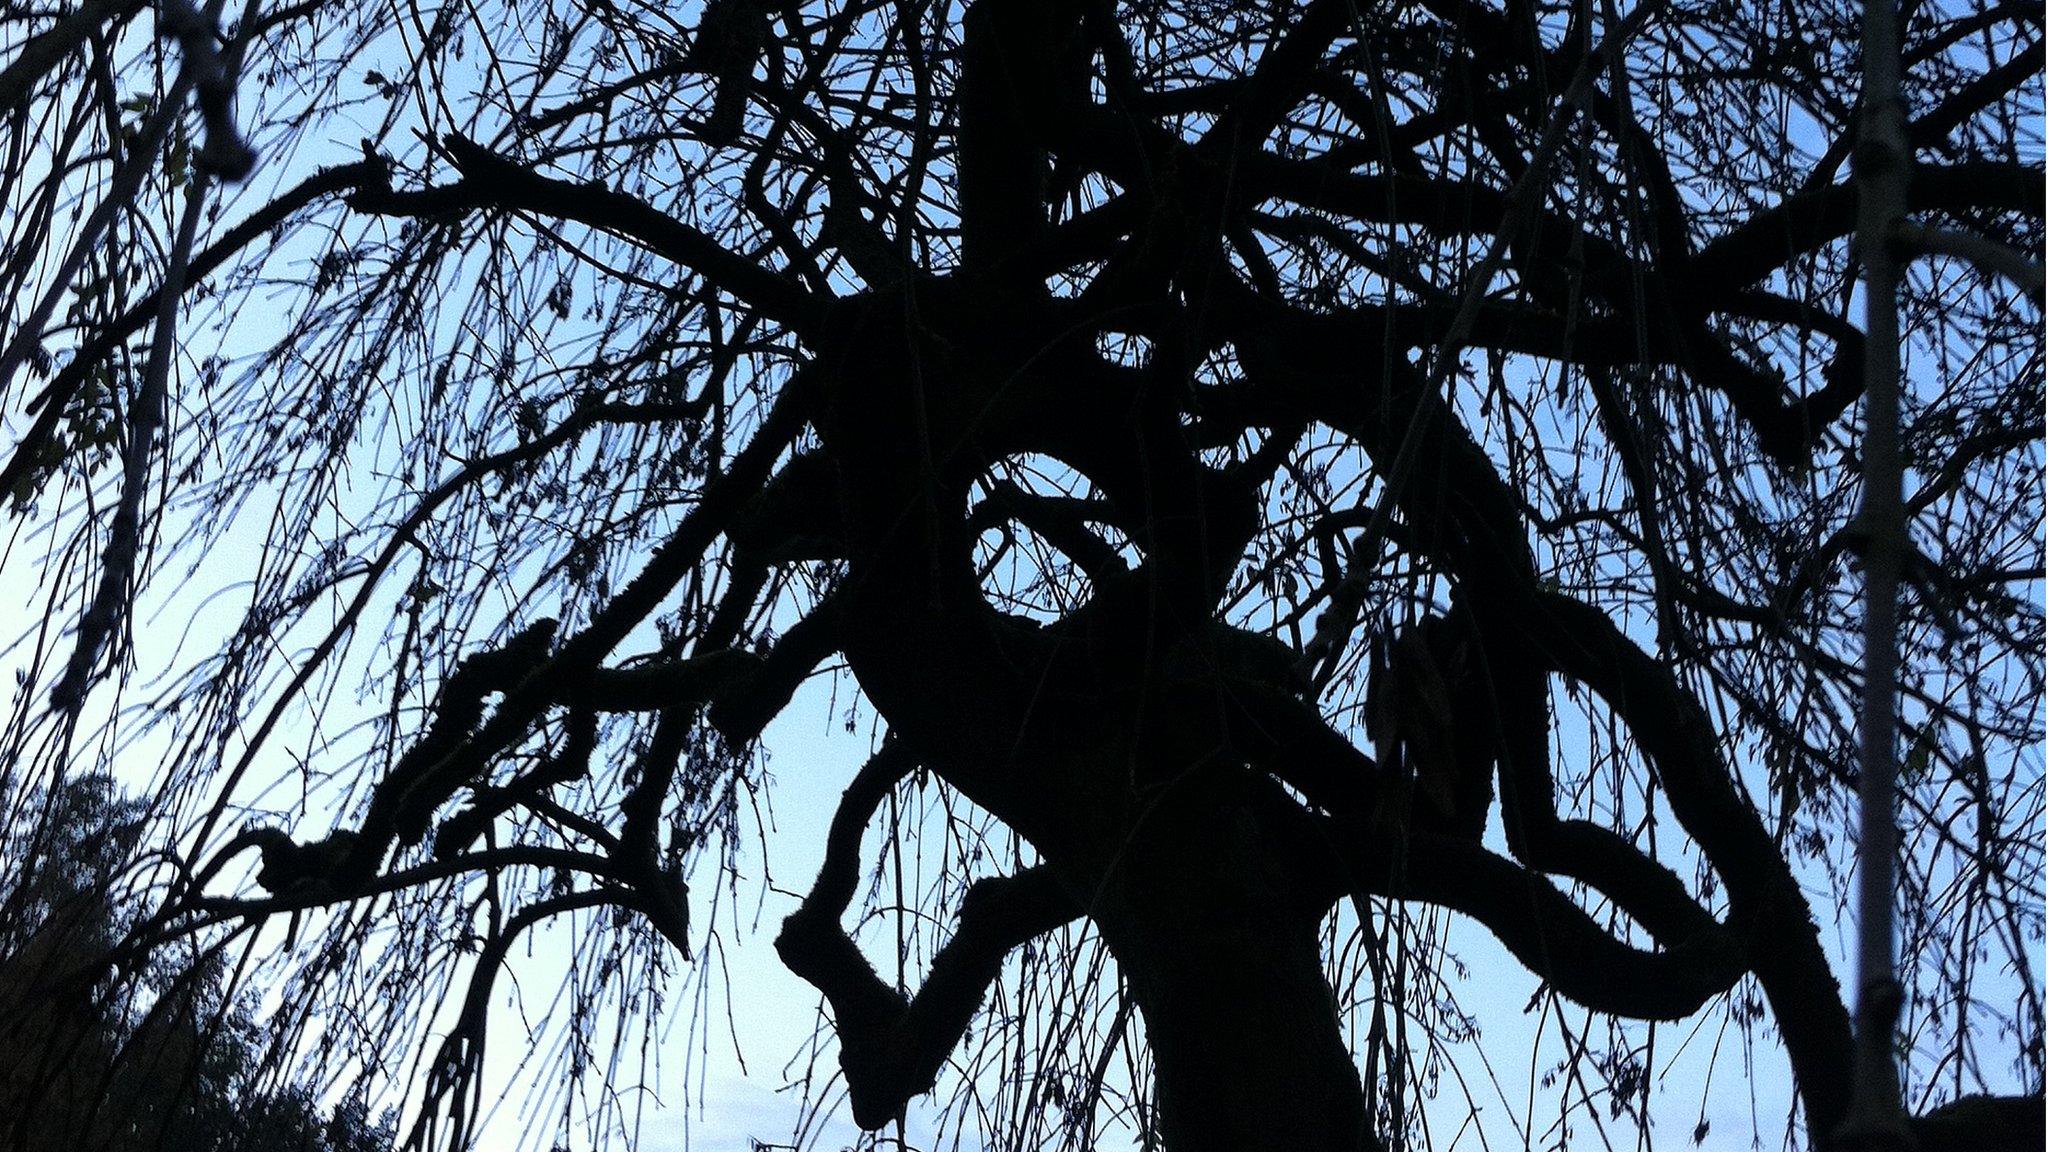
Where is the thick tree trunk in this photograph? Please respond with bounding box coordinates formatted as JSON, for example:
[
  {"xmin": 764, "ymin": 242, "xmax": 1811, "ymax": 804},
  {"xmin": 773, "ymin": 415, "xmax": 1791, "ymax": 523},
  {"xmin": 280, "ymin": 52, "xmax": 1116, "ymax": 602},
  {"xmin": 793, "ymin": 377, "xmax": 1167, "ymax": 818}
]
[
  {"xmin": 814, "ymin": 286, "xmax": 1373, "ymax": 1149},
  {"xmin": 1114, "ymin": 908, "xmax": 1371, "ymax": 1152},
  {"xmin": 1079, "ymin": 771, "xmax": 1374, "ymax": 1152}
]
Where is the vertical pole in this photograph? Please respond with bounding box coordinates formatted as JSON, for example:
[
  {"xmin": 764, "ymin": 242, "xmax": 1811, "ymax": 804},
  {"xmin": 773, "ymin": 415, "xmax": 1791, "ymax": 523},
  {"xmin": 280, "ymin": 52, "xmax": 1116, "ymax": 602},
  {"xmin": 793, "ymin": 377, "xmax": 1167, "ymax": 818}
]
[{"xmin": 1847, "ymin": 0, "xmax": 1912, "ymax": 1145}]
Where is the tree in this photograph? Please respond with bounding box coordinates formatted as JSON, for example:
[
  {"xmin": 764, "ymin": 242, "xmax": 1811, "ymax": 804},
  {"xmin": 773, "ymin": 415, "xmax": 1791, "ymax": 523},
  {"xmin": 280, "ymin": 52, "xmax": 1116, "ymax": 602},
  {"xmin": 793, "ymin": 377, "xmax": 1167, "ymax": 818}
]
[
  {"xmin": 0, "ymin": 776, "xmax": 398, "ymax": 1152},
  {"xmin": 0, "ymin": 1, "xmax": 2040, "ymax": 1151}
]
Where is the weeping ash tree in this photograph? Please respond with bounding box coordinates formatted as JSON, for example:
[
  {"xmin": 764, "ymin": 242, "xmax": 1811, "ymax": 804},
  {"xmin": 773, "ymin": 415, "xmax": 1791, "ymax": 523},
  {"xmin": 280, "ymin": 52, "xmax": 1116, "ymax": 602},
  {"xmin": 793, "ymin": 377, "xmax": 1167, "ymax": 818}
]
[{"xmin": 0, "ymin": 1, "xmax": 2041, "ymax": 1150}]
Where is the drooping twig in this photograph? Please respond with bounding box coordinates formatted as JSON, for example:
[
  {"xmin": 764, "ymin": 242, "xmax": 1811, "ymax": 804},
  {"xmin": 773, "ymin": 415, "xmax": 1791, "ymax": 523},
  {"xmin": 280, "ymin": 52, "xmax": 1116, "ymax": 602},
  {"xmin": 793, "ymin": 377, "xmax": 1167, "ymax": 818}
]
[
  {"xmin": 48, "ymin": 172, "xmax": 208, "ymax": 714},
  {"xmin": 44, "ymin": 0, "xmax": 257, "ymax": 714},
  {"xmin": 0, "ymin": 1, "xmax": 254, "ymax": 407}
]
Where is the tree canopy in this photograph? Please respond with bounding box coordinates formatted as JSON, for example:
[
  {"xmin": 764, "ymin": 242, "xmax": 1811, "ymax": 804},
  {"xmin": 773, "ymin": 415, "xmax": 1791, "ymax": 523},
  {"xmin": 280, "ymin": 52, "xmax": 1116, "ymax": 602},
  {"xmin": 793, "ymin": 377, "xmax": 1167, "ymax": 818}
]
[{"xmin": 0, "ymin": 1, "xmax": 2040, "ymax": 1150}]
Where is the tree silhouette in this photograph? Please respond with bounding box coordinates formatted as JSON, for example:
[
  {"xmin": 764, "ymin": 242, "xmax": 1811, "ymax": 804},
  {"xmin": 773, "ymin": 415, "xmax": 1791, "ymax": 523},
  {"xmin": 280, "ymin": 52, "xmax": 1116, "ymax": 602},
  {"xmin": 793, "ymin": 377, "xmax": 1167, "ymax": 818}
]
[
  {"xmin": 0, "ymin": 2, "xmax": 2039, "ymax": 1151},
  {"xmin": 0, "ymin": 776, "xmax": 397, "ymax": 1152}
]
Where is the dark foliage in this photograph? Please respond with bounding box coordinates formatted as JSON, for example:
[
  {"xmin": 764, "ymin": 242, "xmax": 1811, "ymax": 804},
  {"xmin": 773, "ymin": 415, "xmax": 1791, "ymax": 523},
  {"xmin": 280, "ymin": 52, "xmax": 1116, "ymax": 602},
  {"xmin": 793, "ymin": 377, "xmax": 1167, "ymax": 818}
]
[{"xmin": 0, "ymin": 778, "xmax": 396, "ymax": 1152}]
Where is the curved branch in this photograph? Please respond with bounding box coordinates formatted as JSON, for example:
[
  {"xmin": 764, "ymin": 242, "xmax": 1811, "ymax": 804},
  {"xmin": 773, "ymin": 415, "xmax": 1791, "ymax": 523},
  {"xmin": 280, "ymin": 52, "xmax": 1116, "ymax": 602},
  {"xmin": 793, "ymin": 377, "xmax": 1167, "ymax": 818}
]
[
  {"xmin": 1513, "ymin": 588, "xmax": 1856, "ymax": 1128},
  {"xmin": 348, "ymin": 135, "xmax": 824, "ymax": 334},
  {"xmin": 238, "ymin": 393, "xmax": 810, "ymax": 894},
  {"xmin": 410, "ymin": 890, "xmax": 614, "ymax": 1150},
  {"xmin": 1223, "ymin": 295, "xmax": 1859, "ymax": 1129},
  {"xmin": 969, "ymin": 479, "xmax": 1133, "ymax": 583},
  {"xmin": 706, "ymin": 591, "xmax": 846, "ymax": 744},
  {"xmin": 1191, "ymin": 1, "xmax": 1350, "ymax": 166},
  {"xmin": 1693, "ymin": 161, "xmax": 2044, "ymax": 290},
  {"xmin": 346, "ymin": 618, "xmax": 561, "ymax": 870},
  {"xmin": 1330, "ymin": 818, "xmax": 1745, "ymax": 1021},
  {"xmin": 773, "ymin": 743, "xmax": 1083, "ymax": 1128},
  {"xmin": 193, "ymin": 844, "xmax": 620, "ymax": 918},
  {"xmin": 1220, "ymin": 635, "xmax": 1739, "ymax": 1019},
  {"xmin": 0, "ymin": 0, "xmax": 148, "ymax": 111},
  {"xmin": 182, "ymin": 396, "xmax": 720, "ymax": 863},
  {"xmin": 1910, "ymin": 1094, "xmax": 2047, "ymax": 1152}
]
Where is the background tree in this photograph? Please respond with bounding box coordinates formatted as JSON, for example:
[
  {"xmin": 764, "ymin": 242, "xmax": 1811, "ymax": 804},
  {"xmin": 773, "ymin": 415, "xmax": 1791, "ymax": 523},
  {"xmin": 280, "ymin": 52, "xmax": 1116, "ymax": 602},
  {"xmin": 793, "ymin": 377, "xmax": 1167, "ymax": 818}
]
[
  {"xmin": 0, "ymin": 1, "xmax": 2040, "ymax": 1151},
  {"xmin": 0, "ymin": 776, "xmax": 398, "ymax": 1152}
]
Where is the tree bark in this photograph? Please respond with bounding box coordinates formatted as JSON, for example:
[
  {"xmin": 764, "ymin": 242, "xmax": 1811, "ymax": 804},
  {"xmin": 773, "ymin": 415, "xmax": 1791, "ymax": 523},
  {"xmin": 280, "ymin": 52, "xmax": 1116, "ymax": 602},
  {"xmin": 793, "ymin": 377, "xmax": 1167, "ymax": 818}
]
[{"xmin": 1078, "ymin": 768, "xmax": 1376, "ymax": 1152}]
